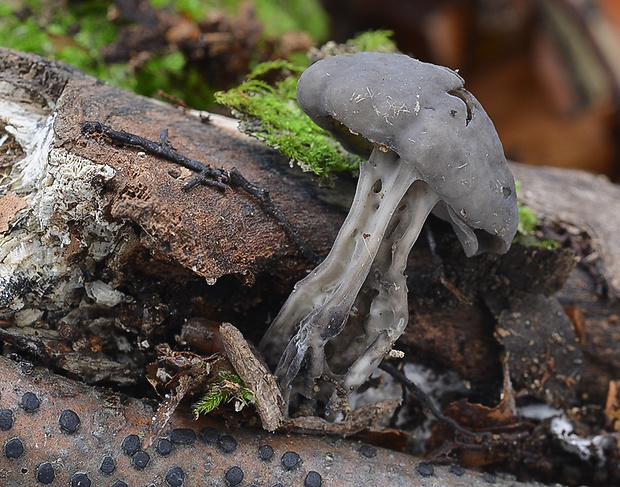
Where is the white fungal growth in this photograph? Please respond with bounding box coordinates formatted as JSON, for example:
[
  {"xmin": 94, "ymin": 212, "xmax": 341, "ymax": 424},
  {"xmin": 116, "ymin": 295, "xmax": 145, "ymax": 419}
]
[{"xmin": 0, "ymin": 97, "xmax": 122, "ymax": 315}]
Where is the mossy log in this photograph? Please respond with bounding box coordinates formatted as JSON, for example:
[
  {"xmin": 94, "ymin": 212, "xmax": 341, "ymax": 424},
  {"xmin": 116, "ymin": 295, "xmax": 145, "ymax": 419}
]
[{"xmin": 1, "ymin": 47, "xmax": 620, "ymax": 486}]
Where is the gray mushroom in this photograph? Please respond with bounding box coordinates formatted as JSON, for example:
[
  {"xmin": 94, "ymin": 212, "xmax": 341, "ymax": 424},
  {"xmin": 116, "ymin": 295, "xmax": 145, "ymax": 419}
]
[{"xmin": 259, "ymin": 52, "xmax": 518, "ymax": 413}]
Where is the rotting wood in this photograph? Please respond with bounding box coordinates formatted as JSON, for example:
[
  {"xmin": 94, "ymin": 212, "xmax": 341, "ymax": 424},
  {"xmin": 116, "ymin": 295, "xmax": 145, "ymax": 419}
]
[
  {"xmin": 2, "ymin": 47, "xmax": 620, "ymax": 486},
  {"xmin": 0, "ymin": 354, "xmax": 550, "ymax": 487}
]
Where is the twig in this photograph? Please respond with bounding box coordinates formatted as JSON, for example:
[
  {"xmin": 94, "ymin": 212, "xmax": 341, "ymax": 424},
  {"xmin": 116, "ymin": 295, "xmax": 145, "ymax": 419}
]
[
  {"xmin": 378, "ymin": 361, "xmax": 483, "ymax": 438},
  {"xmin": 80, "ymin": 121, "xmax": 320, "ymax": 265}
]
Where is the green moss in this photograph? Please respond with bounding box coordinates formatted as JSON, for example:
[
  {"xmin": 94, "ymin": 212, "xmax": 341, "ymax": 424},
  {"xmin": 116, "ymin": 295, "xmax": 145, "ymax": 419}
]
[
  {"xmin": 192, "ymin": 370, "xmax": 254, "ymax": 417},
  {"xmin": 346, "ymin": 30, "xmax": 398, "ymax": 53},
  {"xmin": 0, "ymin": 0, "xmax": 330, "ymax": 110},
  {"xmin": 214, "ymin": 31, "xmax": 400, "ymax": 178},
  {"xmin": 215, "ymin": 60, "xmax": 362, "ymax": 178},
  {"xmin": 0, "ymin": 1, "xmax": 116, "ymax": 78},
  {"xmin": 514, "ymin": 181, "xmax": 560, "ymax": 249},
  {"xmin": 153, "ymin": 0, "xmax": 329, "ymax": 41}
]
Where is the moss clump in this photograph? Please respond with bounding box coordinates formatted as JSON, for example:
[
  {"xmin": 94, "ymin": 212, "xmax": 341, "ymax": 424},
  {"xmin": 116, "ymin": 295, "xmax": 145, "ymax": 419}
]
[
  {"xmin": 310, "ymin": 29, "xmax": 399, "ymax": 59},
  {"xmin": 215, "ymin": 59, "xmax": 362, "ymax": 177},
  {"xmin": 514, "ymin": 181, "xmax": 560, "ymax": 249},
  {"xmin": 192, "ymin": 370, "xmax": 254, "ymax": 417},
  {"xmin": 215, "ymin": 31, "xmax": 399, "ymax": 178}
]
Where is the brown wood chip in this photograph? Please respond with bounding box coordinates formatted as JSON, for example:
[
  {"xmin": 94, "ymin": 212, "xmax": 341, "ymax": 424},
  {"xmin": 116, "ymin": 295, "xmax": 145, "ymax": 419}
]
[
  {"xmin": 220, "ymin": 322, "xmax": 284, "ymax": 431},
  {"xmin": 0, "ymin": 191, "xmax": 27, "ymax": 232}
]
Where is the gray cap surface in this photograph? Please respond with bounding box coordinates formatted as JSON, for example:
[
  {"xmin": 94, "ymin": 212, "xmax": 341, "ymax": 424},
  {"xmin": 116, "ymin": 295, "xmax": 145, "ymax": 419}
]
[{"xmin": 296, "ymin": 52, "xmax": 518, "ymax": 255}]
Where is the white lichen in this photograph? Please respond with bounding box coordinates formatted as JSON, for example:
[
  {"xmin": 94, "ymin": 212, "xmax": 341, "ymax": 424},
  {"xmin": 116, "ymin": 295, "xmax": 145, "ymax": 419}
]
[{"xmin": 0, "ymin": 96, "xmax": 124, "ymax": 317}]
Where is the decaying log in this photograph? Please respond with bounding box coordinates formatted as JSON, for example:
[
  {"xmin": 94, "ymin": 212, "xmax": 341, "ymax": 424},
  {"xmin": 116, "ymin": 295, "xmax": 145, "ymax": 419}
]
[
  {"xmin": 0, "ymin": 354, "xmax": 549, "ymax": 487},
  {"xmin": 2, "ymin": 47, "xmax": 620, "ymax": 486},
  {"xmin": 0, "ymin": 46, "xmax": 347, "ymax": 384}
]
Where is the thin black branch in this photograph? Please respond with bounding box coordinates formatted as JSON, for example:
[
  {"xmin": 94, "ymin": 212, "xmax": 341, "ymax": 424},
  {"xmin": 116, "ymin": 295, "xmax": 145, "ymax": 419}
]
[
  {"xmin": 379, "ymin": 361, "xmax": 483, "ymax": 438},
  {"xmin": 80, "ymin": 121, "xmax": 320, "ymax": 265}
]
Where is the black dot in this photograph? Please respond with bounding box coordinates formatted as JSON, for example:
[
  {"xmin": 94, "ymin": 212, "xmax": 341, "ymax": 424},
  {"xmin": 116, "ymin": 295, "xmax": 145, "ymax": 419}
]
[
  {"xmin": 100, "ymin": 456, "xmax": 116, "ymax": 475},
  {"xmin": 4, "ymin": 437, "xmax": 24, "ymax": 459},
  {"xmin": 225, "ymin": 466, "xmax": 244, "ymax": 486},
  {"xmin": 36, "ymin": 462, "xmax": 55, "ymax": 484},
  {"xmin": 157, "ymin": 438, "xmax": 173, "ymax": 456},
  {"xmin": 59, "ymin": 409, "xmax": 80, "ymax": 434},
  {"xmin": 417, "ymin": 462, "xmax": 434, "ymax": 477},
  {"xmin": 71, "ymin": 473, "xmax": 91, "ymax": 487},
  {"xmin": 450, "ymin": 464, "xmax": 465, "ymax": 476},
  {"xmin": 165, "ymin": 466, "xmax": 186, "ymax": 486},
  {"xmin": 121, "ymin": 434, "xmax": 141, "ymax": 455},
  {"xmin": 281, "ymin": 451, "xmax": 301, "ymax": 470},
  {"xmin": 21, "ymin": 392, "xmax": 40, "ymax": 412},
  {"xmin": 111, "ymin": 481, "xmax": 128, "ymax": 487},
  {"xmin": 305, "ymin": 471, "xmax": 322, "ymax": 487},
  {"xmin": 170, "ymin": 428, "xmax": 197, "ymax": 445},
  {"xmin": 358, "ymin": 444, "xmax": 377, "ymax": 458},
  {"xmin": 199, "ymin": 426, "xmax": 219, "ymax": 445},
  {"xmin": 131, "ymin": 450, "xmax": 150, "ymax": 469},
  {"xmin": 217, "ymin": 434, "xmax": 237, "ymax": 453},
  {"xmin": 258, "ymin": 444, "xmax": 274, "ymax": 461},
  {"xmin": 0, "ymin": 409, "xmax": 13, "ymax": 431}
]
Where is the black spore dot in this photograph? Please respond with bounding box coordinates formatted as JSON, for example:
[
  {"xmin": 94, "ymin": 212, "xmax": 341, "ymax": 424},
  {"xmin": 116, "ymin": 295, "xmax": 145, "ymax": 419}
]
[
  {"xmin": 417, "ymin": 462, "xmax": 434, "ymax": 477},
  {"xmin": 281, "ymin": 451, "xmax": 301, "ymax": 470},
  {"xmin": 100, "ymin": 456, "xmax": 116, "ymax": 475},
  {"xmin": 170, "ymin": 428, "xmax": 197, "ymax": 445},
  {"xmin": 217, "ymin": 434, "xmax": 238, "ymax": 453},
  {"xmin": 4, "ymin": 437, "xmax": 24, "ymax": 459},
  {"xmin": 199, "ymin": 426, "xmax": 219, "ymax": 445},
  {"xmin": 59, "ymin": 409, "xmax": 80, "ymax": 434},
  {"xmin": 71, "ymin": 473, "xmax": 91, "ymax": 487},
  {"xmin": 131, "ymin": 450, "xmax": 150, "ymax": 470},
  {"xmin": 36, "ymin": 462, "xmax": 55, "ymax": 484},
  {"xmin": 165, "ymin": 466, "xmax": 186, "ymax": 486},
  {"xmin": 304, "ymin": 471, "xmax": 322, "ymax": 487},
  {"xmin": 21, "ymin": 392, "xmax": 40, "ymax": 412},
  {"xmin": 110, "ymin": 481, "xmax": 128, "ymax": 487},
  {"xmin": 358, "ymin": 444, "xmax": 377, "ymax": 458},
  {"xmin": 0, "ymin": 409, "xmax": 13, "ymax": 430},
  {"xmin": 225, "ymin": 466, "xmax": 244, "ymax": 486},
  {"xmin": 450, "ymin": 464, "xmax": 465, "ymax": 476},
  {"xmin": 258, "ymin": 444, "xmax": 274, "ymax": 461},
  {"xmin": 157, "ymin": 438, "xmax": 173, "ymax": 456},
  {"xmin": 121, "ymin": 434, "xmax": 141, "ymax": 455}
]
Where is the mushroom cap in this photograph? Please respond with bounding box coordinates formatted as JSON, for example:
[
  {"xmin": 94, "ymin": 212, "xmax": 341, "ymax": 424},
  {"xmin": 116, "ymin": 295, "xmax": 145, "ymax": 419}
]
[{"xmin": 296, "ymin": 52, "xmax": 518, "ymax": 256}]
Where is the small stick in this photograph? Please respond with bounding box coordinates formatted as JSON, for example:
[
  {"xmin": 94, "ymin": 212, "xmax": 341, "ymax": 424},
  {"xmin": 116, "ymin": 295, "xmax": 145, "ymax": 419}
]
[{"xmin": 379, "ymin": 361, "xmax": 483, "ymax": 438}]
